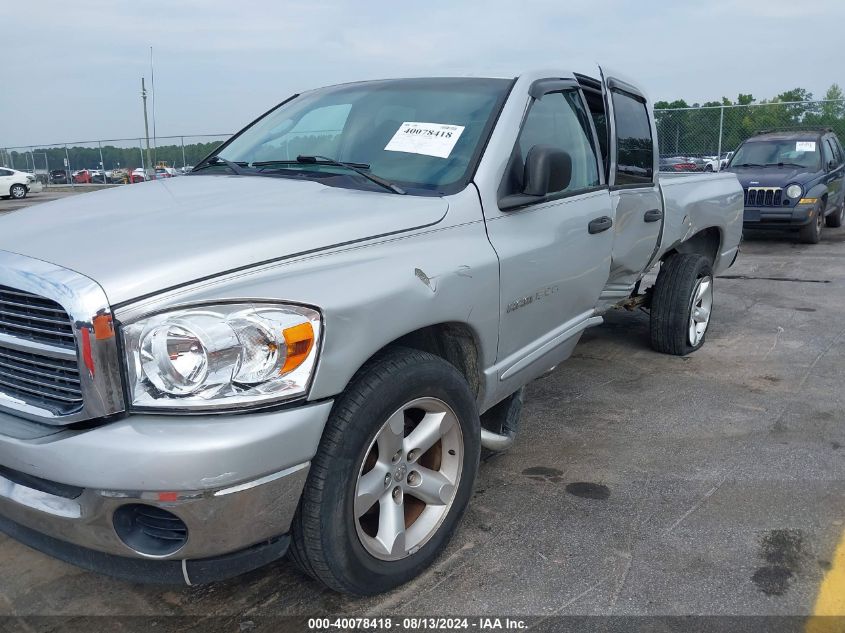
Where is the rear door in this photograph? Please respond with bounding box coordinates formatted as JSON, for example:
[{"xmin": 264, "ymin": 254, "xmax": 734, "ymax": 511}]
[
  {"xmin": 482, "ymin": 81, "xmax": 613, "ymax": 387},
  {"xmin": 600, "ymin": 72, "xmax": 663, "ymax": 299}
]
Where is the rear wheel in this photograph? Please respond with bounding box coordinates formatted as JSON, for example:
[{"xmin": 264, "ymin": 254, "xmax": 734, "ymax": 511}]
[
  {"xmin": 799, "ymin": 204, "xmax": 824, "ymax": 243},
  {"xmin": 9, "ymin": 184, "xmax": 26, "ymax": 199},
  {"xmin": 290, "ymin": 347, "xmax": 480, "ymax": 595},
  {"xmin": 649, "ymin": 254, "xmax": 714, "ymax": 356},
  {"xmin": 825, "ymin": 203, "xmax": 844, "ymax": 228}
]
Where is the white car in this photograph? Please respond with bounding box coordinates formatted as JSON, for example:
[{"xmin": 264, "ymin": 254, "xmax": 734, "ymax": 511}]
[
  {"xmin": 702, "ymin": 156, "xmax": 721, "ymax": 172},
  {"xmin": 0, "ymin": 167, "xmax": 37, "ymax": 199}
]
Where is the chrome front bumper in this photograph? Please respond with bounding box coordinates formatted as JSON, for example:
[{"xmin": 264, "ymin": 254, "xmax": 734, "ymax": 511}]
[{"xmin": 0, "ymin": 400, "xmax": 333, "ymax": 582}]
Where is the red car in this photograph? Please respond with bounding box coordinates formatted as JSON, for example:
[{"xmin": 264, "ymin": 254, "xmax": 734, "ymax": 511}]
[{"xmin": 72, "ymin": 169, "xmax": 93, "ymax": 184}]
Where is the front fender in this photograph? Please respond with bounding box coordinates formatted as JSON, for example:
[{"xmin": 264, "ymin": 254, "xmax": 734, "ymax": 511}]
[
  {"xmin": 113, "ymin": 187, "xmax": 501, "ymax": 409},
  {"xmin": 804, "ymin": 182, "xmax": 829, "ymax": 206}
]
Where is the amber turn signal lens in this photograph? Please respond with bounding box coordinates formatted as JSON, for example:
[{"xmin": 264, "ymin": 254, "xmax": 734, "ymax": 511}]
[
  {"xmin": 799, "ymin": 198, "xmax": 818, "ymax": 205},
  {"xmin": 281, "ymin": 322, "xmax": 315, "ymax": 374},
  {"xmin": 93, "ymin": 313, "xmax": 114, "ymax": 340}
]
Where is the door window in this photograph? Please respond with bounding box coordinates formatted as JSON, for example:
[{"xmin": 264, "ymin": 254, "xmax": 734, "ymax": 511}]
[
  {"xmin": 611, "ymin": 90, "xmax": 654, "ymax": 186},
  {"xmin": 823, "ymin": 139, "xmax": 836, "ymax": 168},
  {"xmin": 832, "ymin": 137, "xmax": 845, "ymax": 164},
  {"xmin": 513, "ymin": 90, "xmax": 600, "ymax": 197}
]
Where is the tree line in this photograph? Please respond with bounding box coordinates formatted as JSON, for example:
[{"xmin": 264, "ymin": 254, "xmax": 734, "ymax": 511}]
[{"xmin": 655, "ymin": 84, "xmax": 845, "ymax": 157}]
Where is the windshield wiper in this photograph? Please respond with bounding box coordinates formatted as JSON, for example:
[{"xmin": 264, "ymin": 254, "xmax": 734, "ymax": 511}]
[
  {"xmin": 764, "ymin": 162, "xmax": 806, "ymax": 168},
  {"xmin": 736, "ymin": 163, "xmax": 763, "ymax": 168},
  {"xmin": 253, "ymin": 156, "xmax": 405, "ymax": 194},
  {"xmin": 192, "ymin": 155, "xmax": 250, "ymax": 175}
]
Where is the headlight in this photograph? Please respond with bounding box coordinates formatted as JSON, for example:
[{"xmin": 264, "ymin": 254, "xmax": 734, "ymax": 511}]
[
  {"xmin": 786, "ymin": 184, "xmax": 803, "ymax": 199},
  {"xmin": 122, "ymin": 303, "xmax": 321, "ymax": 411}
]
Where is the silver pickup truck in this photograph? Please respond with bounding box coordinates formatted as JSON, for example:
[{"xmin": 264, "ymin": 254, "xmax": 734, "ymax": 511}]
[{"xmin": 0, "ymin": 68, "xmax": 742, "ymax": 594}]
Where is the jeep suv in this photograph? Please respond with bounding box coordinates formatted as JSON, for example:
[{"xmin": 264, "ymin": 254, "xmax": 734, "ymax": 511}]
[{"xmin": 726, "ymin": 129, "xmax": 845, "ymax": 243}]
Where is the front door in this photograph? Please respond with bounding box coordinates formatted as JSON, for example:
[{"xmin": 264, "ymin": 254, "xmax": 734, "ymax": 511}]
[{"xmin": 483, "ymin": 84, "xmax": 613, "ymax": 391}]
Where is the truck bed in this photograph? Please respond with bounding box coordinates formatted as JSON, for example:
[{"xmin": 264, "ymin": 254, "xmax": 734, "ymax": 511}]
[{"xmin": 658, "ymin": 172, "xmax": 744, "ymax": 275}]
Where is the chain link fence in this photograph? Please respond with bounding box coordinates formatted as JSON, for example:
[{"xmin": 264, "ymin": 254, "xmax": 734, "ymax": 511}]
[
  {"xmin": 0, "ymin": 134, "xmax": 231, "ymax": 185},
  {"xmin": 654, "ymin": 99, "xmax": 845, "ymax": 169},
  {"xmin": 5, "ymin": 99, "xmax": 845, "ymax": 181}
]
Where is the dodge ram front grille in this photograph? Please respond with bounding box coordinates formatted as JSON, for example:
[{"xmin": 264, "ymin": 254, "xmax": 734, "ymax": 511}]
[
  {"xmin": 0, "ymin": 251, "xmax": 125, "ymax": 425},
  {"xmin": 744, "ymin": 187, "xmax": 783, "ymax": 207},
  {"xmin": 0, "ymin": 285, "xmax": 76, "ymax": 348},
  {"xmin": 0, "ymin": 336, "xmax": 83, "ymax": 415},
  {"xmin": 0, "ymin": 285, "xmax": 83, "ymax": 415}
]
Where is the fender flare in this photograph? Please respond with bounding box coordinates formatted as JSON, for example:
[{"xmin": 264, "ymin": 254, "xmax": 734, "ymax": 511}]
[{"xmin": 804, "ymin": 183, "xmax": 829, "ymax": 208}]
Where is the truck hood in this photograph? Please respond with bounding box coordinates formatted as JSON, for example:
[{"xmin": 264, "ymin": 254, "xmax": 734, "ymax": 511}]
[
  {"xmin": 0, "ymin": 175, "xmax": 448, "ymax": 305},
  {"xmin": 727, "ymin": 166, "xmax": 817, "ymax": 188}
]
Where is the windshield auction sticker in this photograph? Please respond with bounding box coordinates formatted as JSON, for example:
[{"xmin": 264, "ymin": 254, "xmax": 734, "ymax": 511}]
[
  {"xmin": 384, "ymin": 122, "xmax": 465, "ymax": 159},
  {"xmin": 796, "ymin": 141, "xmax": 817, "ymax": 152}
]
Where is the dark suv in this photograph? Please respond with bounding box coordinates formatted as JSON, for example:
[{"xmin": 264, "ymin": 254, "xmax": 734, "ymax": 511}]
[{"xmin": 726, "ymin": 129, "xmax": 845, "ymax": 243}]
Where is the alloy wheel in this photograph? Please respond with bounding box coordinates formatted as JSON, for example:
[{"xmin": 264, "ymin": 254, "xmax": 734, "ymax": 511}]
[
  {"xmin": 354, "ymin": 397, "xmax": 464, "ymax": 561},
  {"xmin": 688, "ymin": 275, "xmax": 713, "ymax": 347}
]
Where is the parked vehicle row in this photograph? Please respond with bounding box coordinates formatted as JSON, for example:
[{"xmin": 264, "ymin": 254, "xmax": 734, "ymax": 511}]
[
  {"xmin": 0, "ymin": 67, "xmax": 743, "ymax": 594},
  {"xmin": 659, "ymin": 153, "xmax": 730, "ymax": 173},
  {"xmin": 35, "ymin": 167, "xmax": 186, "ymax": 185}
]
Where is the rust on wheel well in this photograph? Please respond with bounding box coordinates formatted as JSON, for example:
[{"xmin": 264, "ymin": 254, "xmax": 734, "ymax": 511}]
[
  {"xmin": 351, "ymin": 322, "xmax": 483, "ymax": 401},
  {"xmin": 662, "ymin": 226, "xmax": 722, "ymax": 266}
]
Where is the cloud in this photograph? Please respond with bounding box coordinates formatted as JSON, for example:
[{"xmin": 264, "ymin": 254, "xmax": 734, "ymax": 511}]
[{"xmin": 2, "ymin": 0, "xmax": 841, "ymax": 147}]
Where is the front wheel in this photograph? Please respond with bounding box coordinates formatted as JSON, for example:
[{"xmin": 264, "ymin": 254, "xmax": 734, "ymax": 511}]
[
  {"xmin": 799, "ymin": 204, "xmax": 824, "ymax": 243},
  {"xmin": 9, "ymin": 184, "xmax": 26, "ymax": 199},
  {"xmin": 649, "ymin": 254, "xmax": 714, "ymax": 356},
  {"xmin": 290, "ymin": 347, "xmax": 480, "ymax": 595}
]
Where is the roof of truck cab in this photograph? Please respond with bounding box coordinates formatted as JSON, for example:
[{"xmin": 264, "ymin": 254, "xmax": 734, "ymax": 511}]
[{"xmin": 303, "ymin": 68, "xmax": 606, "ymax": 92}]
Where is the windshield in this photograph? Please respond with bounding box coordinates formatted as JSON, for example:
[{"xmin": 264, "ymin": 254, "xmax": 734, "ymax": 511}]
[
  {"xmin": 214, "ymin": 77, "xmax": 512, "ymax": 194},
  {"xmin": 729, "ymin": 139, "xmax": 821, "ymax": 169}
]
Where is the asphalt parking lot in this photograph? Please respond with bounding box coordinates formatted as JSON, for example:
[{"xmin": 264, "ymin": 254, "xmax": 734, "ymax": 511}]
[
  {"xmin": 0, "ymin": 192, "xmax": 843, "ymax": 628},
  {"xmin": 0, "ymin": 189, "xmax": 82, "ymax": 215}
]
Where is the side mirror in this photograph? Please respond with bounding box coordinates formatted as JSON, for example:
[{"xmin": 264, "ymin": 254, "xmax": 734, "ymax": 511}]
[
  {"xmin": 523, "ymin": 145, "xmax": 572, "ymax": 196},
  {"xmin": 499, "ymin": 145, "xmax": 572, "ymax": 211}
]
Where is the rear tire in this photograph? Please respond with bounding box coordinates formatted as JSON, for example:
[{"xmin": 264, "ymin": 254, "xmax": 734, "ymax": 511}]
[
  {"xmin": 825, "ymin": 203, "xmax": 843, "ymax": 228},
  {"xmin": 290, "ymin": 347, "xmax": 480, "ymax": 595},
  {"xmin": 799, "ymin": 204, "xmax": 824, "ymax": 243},
  {"xmin": 9, "ymin": 184, "xmax": 26, "ymax": 199},
  {"xmin": 649, "ymin": 254, "xmax": 714, "ymax": 356}
]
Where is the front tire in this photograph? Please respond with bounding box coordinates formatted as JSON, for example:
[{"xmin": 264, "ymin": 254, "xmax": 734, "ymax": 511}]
[
  {"xmin": 799, "ymin": 204, "xmax": 824, "ymax": 243},
  {"xmin": 290, "ymin": 347, "xmax": 480, "ymax": 595},
  {"xmin": 649, "ymin": 254, "xmax": 714, "ymax": 356},
  {"xmin": 9, "ymin": 184, "xmax": 26, "ymax": 199}
]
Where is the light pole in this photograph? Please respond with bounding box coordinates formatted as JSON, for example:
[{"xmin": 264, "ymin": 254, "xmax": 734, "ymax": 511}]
[{"xmin": 141, "ymin": 77, "xmax": 154, "ymax": 178}]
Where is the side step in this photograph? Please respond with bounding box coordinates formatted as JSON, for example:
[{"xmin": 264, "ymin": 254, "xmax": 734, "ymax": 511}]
[{"xmin": 479, "ymin": 388, "xmax": 524, "ymax": 451}]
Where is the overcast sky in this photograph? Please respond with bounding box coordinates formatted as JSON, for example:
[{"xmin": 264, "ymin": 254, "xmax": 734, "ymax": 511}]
[{"xmin": 2, "ymin": 0, "xmax": 842, "ymax": 148}]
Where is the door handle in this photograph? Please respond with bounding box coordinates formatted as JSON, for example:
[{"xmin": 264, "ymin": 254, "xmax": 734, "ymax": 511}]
[
  {"xmin": 644, "ymin": 208, "xmax": 663, "ymax": 222},
  {"xmin": 588, "ymin": 216, "xmax": 613, "ymax": 234}
]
